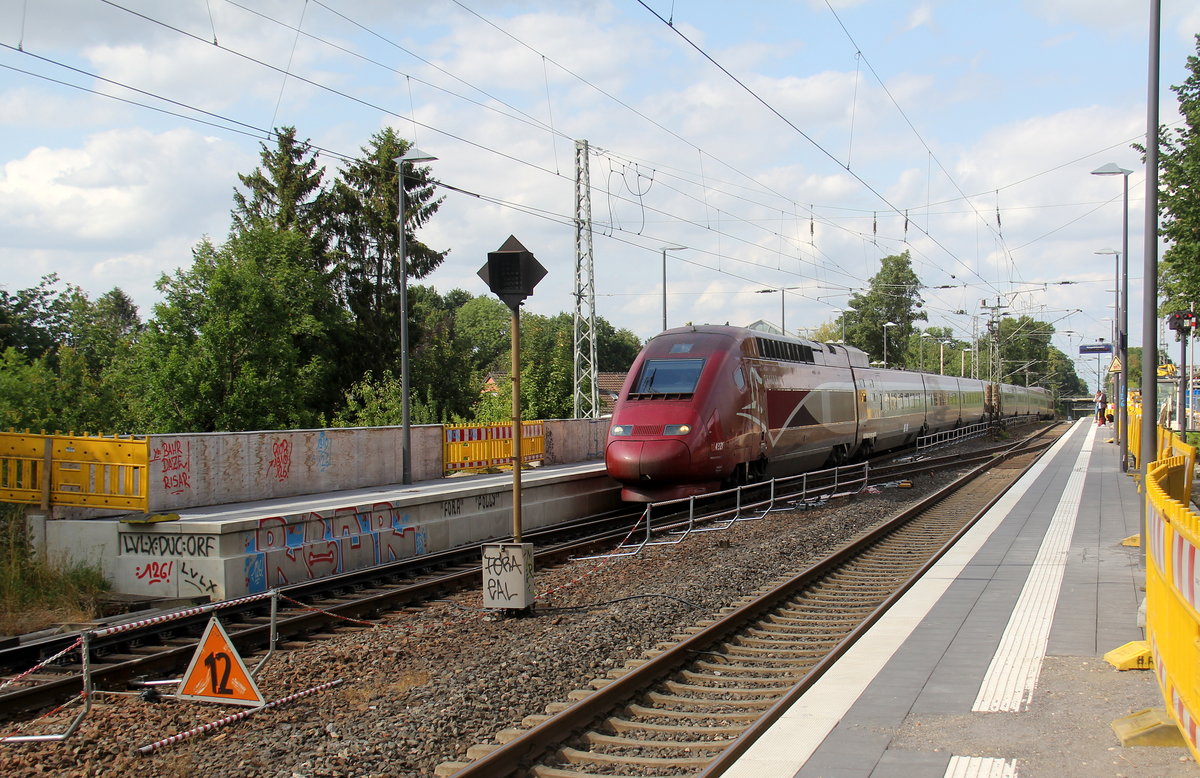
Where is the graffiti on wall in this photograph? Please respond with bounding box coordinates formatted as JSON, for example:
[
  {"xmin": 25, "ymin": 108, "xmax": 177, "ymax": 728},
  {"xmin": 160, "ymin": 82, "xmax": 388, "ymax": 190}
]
[
  {"xmin": 267, "ymin": 438, "xmax": 292, "ymax": 482},
  {"xmin": 315, "ymin": 430, "xmax": 332, "ymax": 472},
  {"xmin": 135, "ymin": 560, "xmax": 173, "ymax": 585},
  {"xmin": 150, "ymin": 439, "xmax": 191, "ymax": 495},
  {"xmin": 241, "ymin": 501, "xmax": 427, "ymax": 593}
]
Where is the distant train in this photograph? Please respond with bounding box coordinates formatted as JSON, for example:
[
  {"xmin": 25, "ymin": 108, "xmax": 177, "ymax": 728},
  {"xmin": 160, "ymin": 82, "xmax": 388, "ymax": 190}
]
[{"xmin": 605, "ymin": 325, "xmax": 1054, "ymax": 502}]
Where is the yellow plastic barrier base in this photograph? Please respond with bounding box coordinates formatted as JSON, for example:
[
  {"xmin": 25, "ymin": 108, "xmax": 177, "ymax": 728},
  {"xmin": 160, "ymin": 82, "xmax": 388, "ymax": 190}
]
[
  {"xmin": 120, "ymin": 513, "xmax": 180, "ymax": 524},
  {"xmin": 1120, "ymin": 534, "xmax": 1141, "ymax": 547},
  {"xmin": 1111, "ymin": 708, "xmax": 1188, "ymax": 747},
  {"xmin": 1104, "ymin": 640, "xmax": 1153, "ymax": 670}
]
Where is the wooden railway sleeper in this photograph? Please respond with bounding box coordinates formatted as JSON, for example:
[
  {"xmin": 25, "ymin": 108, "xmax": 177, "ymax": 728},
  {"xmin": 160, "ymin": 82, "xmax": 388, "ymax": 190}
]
[
  {"xmin": 661, "ymin": 680, "xmax": 793, "ymax": 697},
  {"xmin": 624, "ymin": 702, "xmax": 763, "ymax": 722},
  {"xmin": 645, "ymin": 691, "xmax": 777, "ymax": 709},
  {"xmin": 581, "ymin": 730, "xmax": 734, "ymax": 751},
  {"xmin": 679, "ymin": 669, "xmax": 802, "ymax": 686},
  {"xmin": 555, "ymin": 745, "xmax": 713, "ymax": 768},
  {"xmin": 605, "ymin": 716, "xmax": 744, "ymax": 736}
]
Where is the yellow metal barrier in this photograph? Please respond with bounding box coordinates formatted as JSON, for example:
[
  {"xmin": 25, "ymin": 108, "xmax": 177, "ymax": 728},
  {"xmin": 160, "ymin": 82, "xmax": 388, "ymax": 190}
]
[
  {"xmin": 0, "ymin": 431, "xmax": 149, "ymax": 511},
  {"xmin": 1144, "ymin": 455, "xmax": 1200, "ymax": 763},
  {"xmin": 443, "ymin": 422, "xmax": 545, "ymax": 473},
  {"xmin": 1129, "ymin": 404, "xmax": 1142, "ymax": 470}
]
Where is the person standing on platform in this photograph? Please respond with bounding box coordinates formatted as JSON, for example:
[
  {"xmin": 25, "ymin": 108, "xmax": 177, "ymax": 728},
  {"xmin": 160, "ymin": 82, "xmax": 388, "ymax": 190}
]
[{"xmin": 1095, "ymin": 389, "xmax": 1107, "ymax": 425}]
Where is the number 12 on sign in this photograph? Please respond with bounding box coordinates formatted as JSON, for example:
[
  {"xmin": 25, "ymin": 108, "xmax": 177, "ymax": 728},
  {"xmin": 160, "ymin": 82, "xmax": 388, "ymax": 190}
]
[{"xmin": 177, "ymin": 616, "xmax": 265, "ymax": 707}]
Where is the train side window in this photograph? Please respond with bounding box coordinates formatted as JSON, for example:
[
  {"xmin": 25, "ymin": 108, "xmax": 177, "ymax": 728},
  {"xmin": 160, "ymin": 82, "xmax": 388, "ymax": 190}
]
[{"xmin": 732, "ymin": 367, "xmax": 746, "ymax": 390}]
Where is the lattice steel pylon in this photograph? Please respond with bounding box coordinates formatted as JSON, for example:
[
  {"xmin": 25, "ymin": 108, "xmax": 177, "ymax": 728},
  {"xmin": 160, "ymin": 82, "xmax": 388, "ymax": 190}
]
[{"xmin": 573, "ymin": 139, "xmax": 600, "ymax": 419}]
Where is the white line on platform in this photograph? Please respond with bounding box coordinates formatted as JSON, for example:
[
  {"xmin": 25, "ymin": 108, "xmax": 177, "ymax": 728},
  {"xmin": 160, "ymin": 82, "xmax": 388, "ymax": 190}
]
[
  {"xmin": 946, "ymin": 755, "xmax": 1018, "ymax": 777},
  {"xmin": 971, "ymin": 422, "xmax": 1095, "ymax": 712},
  {"xmin": 718, "ymin": 420, "xmax": 1087, "ymax": 778}
]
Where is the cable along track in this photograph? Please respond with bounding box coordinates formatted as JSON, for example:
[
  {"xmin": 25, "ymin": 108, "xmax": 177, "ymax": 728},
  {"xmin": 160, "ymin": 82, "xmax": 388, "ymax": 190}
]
[{"xmin": 446, "ymin": 430, "xmax": 1057, "ymax": 778}]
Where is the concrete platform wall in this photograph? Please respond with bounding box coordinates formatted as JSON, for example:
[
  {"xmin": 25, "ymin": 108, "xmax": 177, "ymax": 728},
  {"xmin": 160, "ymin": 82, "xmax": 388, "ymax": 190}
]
[
  {"xmin": 122, "ymin": 417, "xmax": 609, "ymax": 515},
  {"xmin": 50, "ymin": 468, "xmax": 620, "ymax": 600}
]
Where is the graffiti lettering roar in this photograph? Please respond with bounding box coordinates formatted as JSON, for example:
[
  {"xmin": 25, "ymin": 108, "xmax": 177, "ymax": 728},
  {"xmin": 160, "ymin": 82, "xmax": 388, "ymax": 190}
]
[
  {"xmin": 135, "ymin": 560, "xmax": 173, "ymax": 585},
  {"xmin": 151, "ymin": 439, "xmax": 191, "ymax": 495},
  {"xmin": 268, "ymin": 439, "xmax": 292, "ymax": 481}
]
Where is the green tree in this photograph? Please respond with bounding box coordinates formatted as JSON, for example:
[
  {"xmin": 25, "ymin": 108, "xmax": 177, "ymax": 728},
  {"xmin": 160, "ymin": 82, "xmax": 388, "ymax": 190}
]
[
  {"xmin": 596, "ymin": 320, "xmax": 643, "ymax": 371},
  {"xmin": 841, "ymin": 251, "xmax": 926, "ymax": 364},
  {"xmin": 456, "ymin": 296, "xmax": 511, "ymax": 377},
  {"xmin": 125, "ymin": 229, "xmax": 341, "ymax": 432},
  {"xmin": 0, "ymin": 275, "xmax": 74, "ymax": 357},
  {"xmin": 1157, "ymin": 35, "xmax": 1200, "ymax": 313},
  {"xmin": 332, "ymin": 127, "xmax": 446, "ymax": 377},
  {"xmin": 232, "ymin": 126, "xmax": 332, "ymax": 265}
]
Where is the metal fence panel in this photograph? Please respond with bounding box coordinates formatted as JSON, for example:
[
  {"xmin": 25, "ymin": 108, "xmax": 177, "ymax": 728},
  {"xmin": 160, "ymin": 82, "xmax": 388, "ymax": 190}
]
[
  {"xmin": 442, "ymin": 422, "xmax": 545, "ymax": 473},
  {"xmin": 0, "ymin": 431, "xmax": 148, "ymax": 511}
]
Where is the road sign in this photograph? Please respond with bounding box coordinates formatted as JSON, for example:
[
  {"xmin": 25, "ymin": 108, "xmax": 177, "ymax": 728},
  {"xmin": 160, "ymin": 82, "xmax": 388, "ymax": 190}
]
[{"xmin": 177, "ymin": 616, "xmax": 265, "ymax": 707}]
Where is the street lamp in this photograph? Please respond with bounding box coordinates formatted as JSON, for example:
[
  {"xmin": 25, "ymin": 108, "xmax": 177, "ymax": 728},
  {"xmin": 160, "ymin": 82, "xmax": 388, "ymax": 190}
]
[
  {"xmin": 395, "ymin": 146, "xmax": 438, "ymax": 485},
  {"xmin": 920, "ymin": 332, "xmax": 932, "ymax": 372},
  {"xmin": 962, "ymin": 347, "xmax": 973, "ymax": 377},
  {"xmin": 1092, "ymin": 162, "xmax": 1131, "ymax": 471},
  {"xmin": 755, "ymin": 287, "xmax": 798, "ymax": 335},
  {"xmin": 939, "ymin": 339, "xmax": 949, "ymax": 375},
  {"xmin": 660, "ymin": 246, "xmax": 685, "ymax": 332},
  {"xmin": 832, "ymin": 309, "xmax": 847, "ymax": 342},
  {"xmin": 883, "ymin": 321, "xmax": 897, "ymax": 366}
]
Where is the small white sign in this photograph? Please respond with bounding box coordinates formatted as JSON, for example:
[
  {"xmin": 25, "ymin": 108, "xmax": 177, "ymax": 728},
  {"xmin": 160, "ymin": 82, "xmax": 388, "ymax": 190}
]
[{"xmin": 482, "ymin": 543, "xmax": 534, "ymax": 609}]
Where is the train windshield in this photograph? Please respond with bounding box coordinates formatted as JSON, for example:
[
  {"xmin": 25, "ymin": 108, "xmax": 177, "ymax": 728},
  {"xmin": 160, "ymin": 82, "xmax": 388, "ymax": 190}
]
[{"xmin": 632, "ymin": 358, "xmax": 706, "ymax": 395}]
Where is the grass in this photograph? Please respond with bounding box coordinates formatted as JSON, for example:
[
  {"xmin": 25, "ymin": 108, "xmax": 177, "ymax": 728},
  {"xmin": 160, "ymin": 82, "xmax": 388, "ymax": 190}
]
[{"xmin": 0, "ymin": 503, "xmax": 110, "ymax": 636}]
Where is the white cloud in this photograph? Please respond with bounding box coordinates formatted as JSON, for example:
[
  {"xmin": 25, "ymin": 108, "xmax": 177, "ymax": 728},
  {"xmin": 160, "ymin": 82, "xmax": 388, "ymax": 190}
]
[
  {"xmin": 902, "ymin": 2, "xmax": 936, "ymax": 33},
  {"xmin": 0, "ymin": 128, "xmax": 249, "ymax": 308}
]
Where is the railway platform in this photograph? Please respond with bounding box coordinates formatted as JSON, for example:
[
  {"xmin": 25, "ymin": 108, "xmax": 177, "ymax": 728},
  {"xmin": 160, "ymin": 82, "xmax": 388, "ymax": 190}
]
[
  {"xmin": 722, "ymin": 417, "xmax": 1196, "ymax": 777},
  {"xmin": 45, "ymin": 460, "xmax": 618, "ymax": 602}
]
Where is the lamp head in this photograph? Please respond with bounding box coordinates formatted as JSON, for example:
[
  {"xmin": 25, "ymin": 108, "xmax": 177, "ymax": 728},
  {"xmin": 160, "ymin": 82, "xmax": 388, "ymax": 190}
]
[
  {"xmin": 1090, "ymin": 162, "xmax": 1131, "ymax": 177},
  {"xmin": 397, "ymin": 147, "xmax": 438, "ymax": 164}
]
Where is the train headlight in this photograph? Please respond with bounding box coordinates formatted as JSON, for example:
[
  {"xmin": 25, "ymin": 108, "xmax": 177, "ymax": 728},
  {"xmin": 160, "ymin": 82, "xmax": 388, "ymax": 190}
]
[
  {"xmin": 610, "ymin": 425, "xmax": 633, "ymax": 436},
  {"xmin": 663, "ymin": 424, "xmax": 692, "ymax": 435}
]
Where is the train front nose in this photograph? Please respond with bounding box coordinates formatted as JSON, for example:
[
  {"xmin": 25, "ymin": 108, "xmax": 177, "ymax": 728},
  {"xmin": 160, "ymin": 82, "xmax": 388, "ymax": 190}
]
[{"xmin": 606, "ymin": 439, "xmax": 692, "ymax": 481}]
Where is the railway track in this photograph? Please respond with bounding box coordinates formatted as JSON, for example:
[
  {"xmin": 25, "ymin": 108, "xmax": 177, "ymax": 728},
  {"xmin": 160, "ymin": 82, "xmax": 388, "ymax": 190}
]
[
  {"xmin": 441, "ymin": 424, "xmax": 1061, "ymax": 777},
  {"xmin": 0, "ymin": 424, "xmax": 1053, "ymax": 730},
  {"xmin": 0, "ymin": 509, "xmax": 644, "ymax": 723}
]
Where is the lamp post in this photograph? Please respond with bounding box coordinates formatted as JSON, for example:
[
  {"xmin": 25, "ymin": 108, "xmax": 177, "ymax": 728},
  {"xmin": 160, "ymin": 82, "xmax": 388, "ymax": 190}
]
[
  {"xmin": 395, "ymin": 147, "xmax": 437, "ymax": 485},
  {"xmin": 1092, "ymin": 163, "xmax": 1132, "ymax": 471},
  {"xmin": 920, "ymin": 332, "xmax": 931, "ymax": 372},
  {"xmin": 939, "ymin": 339, "xmax": 948, "ymax": 375},
  {"xmin": 962, "ymin": 347, "xmax": 972, "ymax": 377},
  {"xmin": 755, "ymin": 287, "xmax": 797, "ymax": 335},
  {"xmin": 660, "ymin": 245, "xmax": 685, "ymax": 332},
  {"xmin": 883, "ymin": 321, "xmax": 897, "ymax": 366}
]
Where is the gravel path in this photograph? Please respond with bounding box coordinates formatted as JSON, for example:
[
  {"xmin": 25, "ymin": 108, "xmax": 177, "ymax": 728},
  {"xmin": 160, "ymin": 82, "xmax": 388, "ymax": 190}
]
[{"xmin": 0, "ymin": 442, "xmax": 1022, "ymax": 777}]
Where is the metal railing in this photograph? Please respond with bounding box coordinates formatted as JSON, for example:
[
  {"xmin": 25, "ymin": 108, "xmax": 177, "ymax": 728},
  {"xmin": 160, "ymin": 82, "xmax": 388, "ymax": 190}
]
[{"xmin": 577, "ymin": 462, "xmax": 870, "ymax": 560}]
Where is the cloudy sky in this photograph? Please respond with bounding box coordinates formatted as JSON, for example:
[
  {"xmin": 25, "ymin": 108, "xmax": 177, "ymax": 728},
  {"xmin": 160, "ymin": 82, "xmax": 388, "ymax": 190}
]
[{"xmin": 3, "ymin": 0, "xmax": 1198, "ymax": 390}]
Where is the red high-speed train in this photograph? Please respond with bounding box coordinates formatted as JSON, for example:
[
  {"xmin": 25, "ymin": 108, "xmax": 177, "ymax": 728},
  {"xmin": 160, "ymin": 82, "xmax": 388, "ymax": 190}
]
[{"xmin": 605, "ymin": 325, "xmax": 1054, "ymax": 502}]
